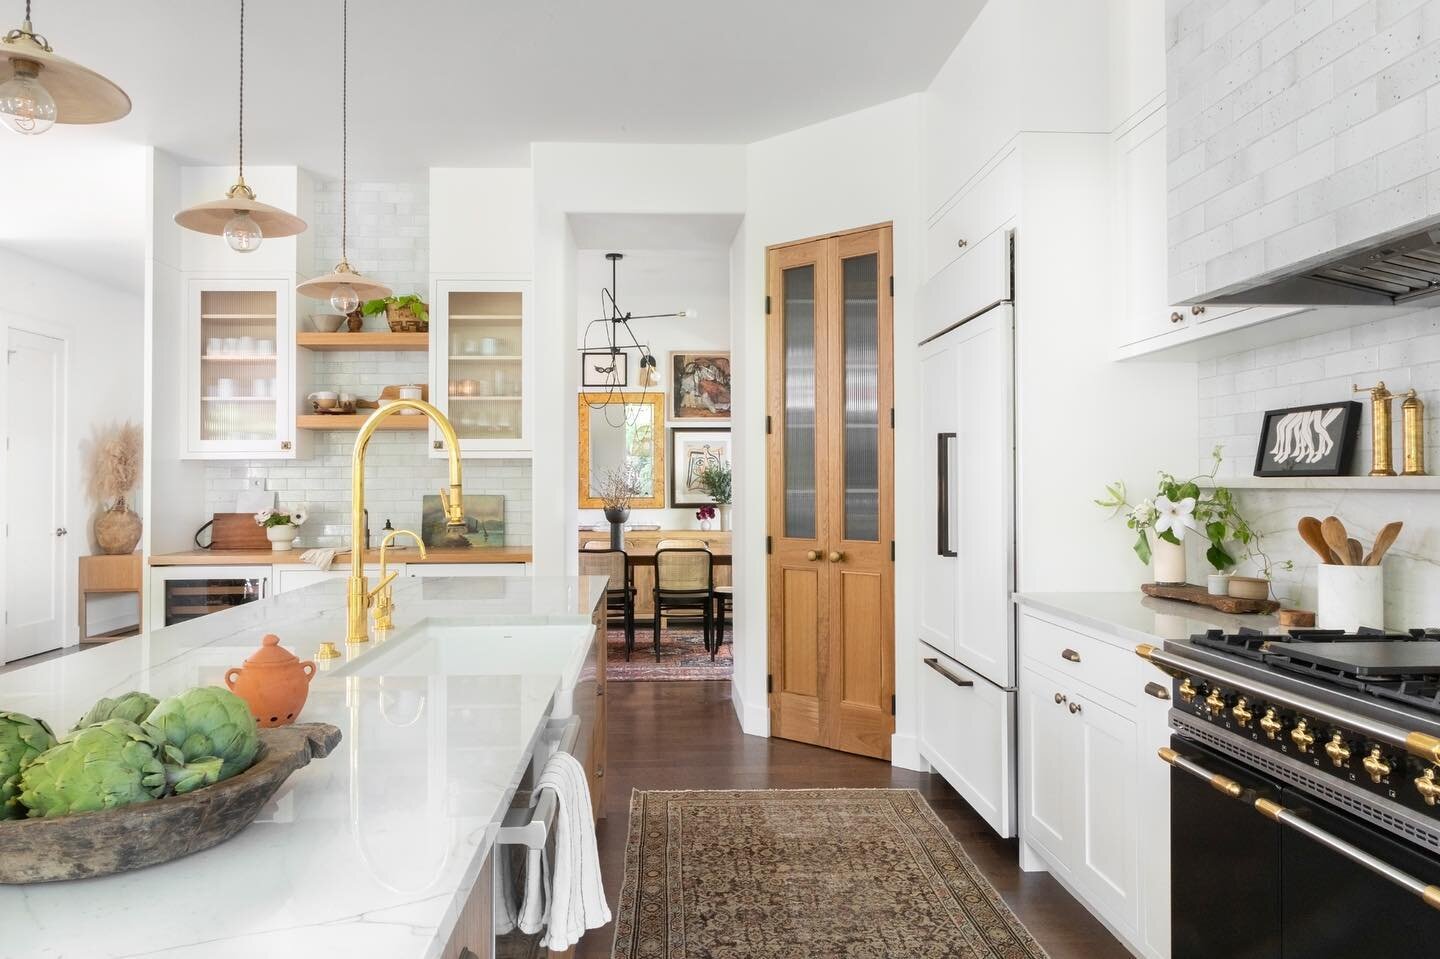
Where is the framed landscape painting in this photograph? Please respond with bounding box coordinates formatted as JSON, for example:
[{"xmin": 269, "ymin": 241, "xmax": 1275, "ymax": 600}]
[
  {"xmin": 1253, "ymin": 401, "xmax": 1362, "ymax": 477},
  {"xmin": 670, "ymin": 352, "xmax": 731, "ymax": 421},
  {"xmin": 420, "ymin": 493, "xmax": 506, "ymax": 547},
  {"xmin": 670, "ymin": 428, "xmax": 731, "ymax": 508}
]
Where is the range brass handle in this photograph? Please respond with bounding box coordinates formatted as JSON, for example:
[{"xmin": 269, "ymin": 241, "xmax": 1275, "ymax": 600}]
[
  {"xmin": 923, "ymin": 657, "xmax": 973, "ymax": 689},
  {"xmin": 806, "ymin": 550, "xmax": 820, "ymax": 561},
  {"xmin": 1144, "ymin": 682, "xmax": 1170, "ymax": 700},
  {"xmin": 1060, "ymin": 648, "xmax": 1081, "ymax": 663},
  {"xmin": 828, "ymin": 551, "xmax": 844, "ymax": 563},
  {"xmin": 1068, "ymin": 701, "xmax": 1082, "ymax": 715},
  {"xmin": 1157, "ymin": 746, "xmax": 1244, "ymax": 799}
]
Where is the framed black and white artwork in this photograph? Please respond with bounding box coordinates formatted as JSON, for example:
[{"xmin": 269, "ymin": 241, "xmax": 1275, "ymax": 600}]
[
  {"xmin": 669, "ymin": 428, "xmax": 731, "ymax": 508},
  {"xmin": 1253, "ymin": 401, "xmax": 1362, "ymax": 477},
  {"xmin": 581, "ymin": 350, "xmax": 628, "ymax": 388}
]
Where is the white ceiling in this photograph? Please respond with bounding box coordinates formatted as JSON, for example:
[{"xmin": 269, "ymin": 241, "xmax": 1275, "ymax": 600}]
[{"xmin": 0, "ymin": 0, "xmax": 981, "ymax": 292}]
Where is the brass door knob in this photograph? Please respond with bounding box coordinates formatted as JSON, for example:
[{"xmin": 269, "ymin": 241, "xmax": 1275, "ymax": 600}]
[
  {"xmin": 1363, "ymin": 747, "xmax": 1392, "ymax": 784},
  {"xmin": 806, "ymin": 550, "xmax": 820, "ymax": 561},
  {"xmin": 1417, "ymin": 767, "xmax": 1440, "ymax": 806},
  {"xmin": 828, "ymin": 551, "xmax": 844, "ymax": 562},
  {"xmin": 1290, "ymin": 719, "xmax": 1315, "ymax": 754},
  {"xmin": 1231, "ymin": 697, "xmax": 1253, "ymax": 728},
  {"xmin": 1325, "ymin": 732, "xmax": 1352, "ymax": 768},
  {"xmin": 1260, "ymin": 709, "xmax": 1283, "ymax": 741},
  {"xmin": 1178, "ymin": 678, "xmax": 1199, "ymax": 703}
]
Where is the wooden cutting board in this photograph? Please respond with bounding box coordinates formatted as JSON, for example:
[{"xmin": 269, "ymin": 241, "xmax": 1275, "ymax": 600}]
[
  {"xmin": 210, "ymin": 513, "xmax": 271, "ymax": 550},
  {"xmin": 1140, "ymin": 582, "xmax": 1279, "ymax": 615}
]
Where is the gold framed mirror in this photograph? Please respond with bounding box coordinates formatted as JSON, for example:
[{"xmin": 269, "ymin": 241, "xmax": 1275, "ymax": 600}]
[{"xmin": 578, "ymin": 392, "xmax": 666, "ymax": 509}]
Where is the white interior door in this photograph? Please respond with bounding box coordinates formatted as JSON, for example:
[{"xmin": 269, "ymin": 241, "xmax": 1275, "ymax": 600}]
[{"xmin": 5, "ymin": 328, "xmax": 65, "ymax": 663}]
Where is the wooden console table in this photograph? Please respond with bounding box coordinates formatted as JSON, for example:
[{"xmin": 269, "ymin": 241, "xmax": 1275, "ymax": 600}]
[{"xmin": 78, "ymin": 553, "xmax": 143, "ymax": 643}]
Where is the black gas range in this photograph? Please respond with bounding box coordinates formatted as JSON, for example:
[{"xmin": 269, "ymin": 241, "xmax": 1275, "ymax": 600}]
[{"xmin": 1139, "ymin": 627, "xmax": 1440, "ymax": 958}]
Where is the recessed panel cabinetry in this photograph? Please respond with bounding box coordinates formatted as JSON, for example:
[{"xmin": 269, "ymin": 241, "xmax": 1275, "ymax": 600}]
[
  {"xmin": 183, "ymin": 277, "xmax": 295, "ymax": 459},
  {"xmin": 430, "ymin": 279, "xmax": 534, "ymax": 457}
]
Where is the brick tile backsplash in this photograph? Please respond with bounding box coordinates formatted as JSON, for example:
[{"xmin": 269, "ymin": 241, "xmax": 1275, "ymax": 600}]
[{"xmin": 203, "ymin": 175, "xmax": 533, "ymax": 547}]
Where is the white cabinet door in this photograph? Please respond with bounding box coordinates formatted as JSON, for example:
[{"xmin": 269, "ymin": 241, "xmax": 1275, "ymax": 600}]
[
  {"xmin": 1113, "ymin": 108, "xmax": 1184, "ymax": 351},
  {"xmin": 952, "ymin": 305, "xmax": 1014, "ymax": 688},
  {"xmin": 917, "ymin": 335, "xmax": 959, "ymax": 660},
  {"xmin": 1073, "ymin": 689, "xmax": 1141, "ymax": 938},
  {"xmin": 274, "ymin": 565, "xmax": 381, "ymax": 594},
  {"xmin": 1019, "ymin": 663, "xmax": 1076, "ymax": 868},
  {"xmin": 1108, "ymin": 0, "xmax": 1166, "ymax": 128},
  {"xmin": 431, "ymin": 279, "xmax": 534, "ymax": 457},
  {"xmin": 1137, "ymin": 682, "xmax": 1172, "ymax": 959},
  {"xmin": 918, "ymin": 650, "xmax": 1015, "ymax": 838}
]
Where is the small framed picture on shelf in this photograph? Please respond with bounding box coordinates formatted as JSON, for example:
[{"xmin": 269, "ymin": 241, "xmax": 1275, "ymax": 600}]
[
  {"xmin": 670, "ymin": 428, "xmax": 731, "ymax": 508},
  {"xmin": 1253, "ymin": 401, "xmax": 1362, "ymax": 477},
  {"xmin": 670, "ymin": 352, "xmax": 731, "ymax": 421},
  {"xmin": 581, "ymin": 350, "xmax": 627, "ymax": 388}
]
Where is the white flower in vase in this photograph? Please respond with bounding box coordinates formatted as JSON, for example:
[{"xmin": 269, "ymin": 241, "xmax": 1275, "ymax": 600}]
[{"xmin": 1153, "ymin": 495, "xmax": 1199, "ymax": 541}]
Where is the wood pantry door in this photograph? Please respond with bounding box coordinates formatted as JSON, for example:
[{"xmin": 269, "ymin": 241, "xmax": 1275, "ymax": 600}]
[{"xmin": 766, "ymin": 225, "xmax": 894, "ymax": 760}]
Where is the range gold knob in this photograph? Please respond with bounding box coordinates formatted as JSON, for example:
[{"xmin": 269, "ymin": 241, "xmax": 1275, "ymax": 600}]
[
  {"xmin": 1259, "ymin": 709, "xmax": 1283, "ymax": 741},
  {"xmin": 1362, "ymin": 747, "xmax": 1392, "ymax": 784},
  {"xmin": 1179, "ymin": 678, "xmax": 1199, "ymax": 703},
  {"xmin": 1417, "ymin": 767, "xmax": 1440, "ymax": 807},
  {"xmin": 1232, "ymin": 697, "xmax": 1253, "ymax": 728},
  {"xmin": 1290, "ymin": 720, "xmax": 1315, "ymax": 754},
  {"xmin": 1324, "ymin": 732, "xmax": 1351, "ymax": 768},
  {"xmin": 1205, "ymin": 688, "xmax": 1227, "ymax": 715}
]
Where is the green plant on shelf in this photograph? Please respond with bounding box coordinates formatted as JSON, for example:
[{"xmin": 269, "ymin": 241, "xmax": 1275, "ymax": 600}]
[{"xmin": 360, "ymin": 294, "xmax": 428, "ymax": 325}]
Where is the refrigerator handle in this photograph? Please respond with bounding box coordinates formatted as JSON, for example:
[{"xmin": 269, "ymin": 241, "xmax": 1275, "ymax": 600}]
[{"xmin": 937, "ymin": 432, "xmax": 957, "ymax": 557}]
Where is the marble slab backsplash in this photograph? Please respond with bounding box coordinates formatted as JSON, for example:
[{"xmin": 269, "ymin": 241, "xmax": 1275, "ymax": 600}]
[{"xmin": 1196, "ymin": 305, "xmax": 1440, "ymax": 627}]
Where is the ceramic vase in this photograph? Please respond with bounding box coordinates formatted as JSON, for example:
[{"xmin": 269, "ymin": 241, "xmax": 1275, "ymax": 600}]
[
  {"xmin": 94, "ymin": 500, "xmax": 142, "ymax": 554},
  {"xmin": 719, "ymin": 505, "xmax": 731, "ymax": 532},
  {"xmin": 225, "ymin": 633, "xmax": 316, "ymax": 727},
  {"xmin": 699, "ymin": 518, "xmax": 713, "ymax": 531},
  {"xmin": 266, "ymin": 524, "xmax": 299, "ymax": 551},
  {"xmin": 604, "ymin": 507, "xmax": 630, "ymax": 550},
  {"xmin": 1152, "ymin": 533, "xmax": 1186, "ymax": 585}
]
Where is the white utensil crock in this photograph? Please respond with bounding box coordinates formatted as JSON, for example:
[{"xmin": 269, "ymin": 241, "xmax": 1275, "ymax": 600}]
[{"xmin": 1317, "ymin": 564, "xmax": 1384, "ymax": 631}]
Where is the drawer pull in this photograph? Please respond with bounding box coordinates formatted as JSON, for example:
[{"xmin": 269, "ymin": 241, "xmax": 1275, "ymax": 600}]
[
  {"xmin": 924, "ymin": 657, "xmax": 974, "ymax": 688},
  {"xmin": 957, "ymin": 238, "xmax": 969, "ymax": 249},
  {"xmin": 1068, "ymin": 701, "xmax": 1083, "ymax": 715},
  {"xmin": 1144, "ymin": 681, "xmax": 1170, "ymax": 701},
  {"xmin": 1054, "ymin": 692, "xmax": 1066, "ymax": 705},
  {"xmin": 1191, "ymin": 305, "xmax": 1206, "ymax": 316},
  {"xmin": 1169, "ymin": 311, "xmax": 1183, "ymax": 324},
  {"xmin": 1060, "ymin": 648, "xmax": 1081, "ymax": 663}
]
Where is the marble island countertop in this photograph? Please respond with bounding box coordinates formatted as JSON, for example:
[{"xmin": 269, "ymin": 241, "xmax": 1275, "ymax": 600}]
[
  {"xmin": 1014, "ymin": 590, "xmax": 1281, "ymax": 646},
  {"xmin": 0, "ymin": 575, "xmax": 607, "ymax": 958},
  {"xmin": 149, "ymin": 545, "xmax": 532, "ymax": 565}
]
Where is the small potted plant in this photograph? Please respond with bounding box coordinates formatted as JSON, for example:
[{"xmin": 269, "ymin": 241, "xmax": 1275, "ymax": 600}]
[
  {"xmin": 595, "ymin": 466, "xmax": 643, "ymax": 550},
  {"xmin": 694, "ymin": 461, "xmax": 732, "ymax": 531},
  {"xmin": 254, "ymin": 506, "xmax": 308, "ymax": 551},
  {"xmin": 87, "ymin": 422, "xmax": 143, "ymax": 554},
  {"xmin": 360, "ymin": 294, "xmax": 429, "ymax": 333},
  {"xmin": 696, "ymin": 505, "xmax": 716, "ymax": 531}
]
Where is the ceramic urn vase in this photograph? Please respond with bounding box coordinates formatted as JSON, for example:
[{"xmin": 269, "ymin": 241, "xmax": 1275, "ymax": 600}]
[{"xmin": 225, "ymin": 634, "xmax": 317, "ymax": 727}]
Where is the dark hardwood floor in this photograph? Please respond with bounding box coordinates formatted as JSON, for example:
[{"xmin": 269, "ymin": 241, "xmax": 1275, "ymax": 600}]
[{"xmin": 580, "ymin": 680, "xmax": 1129, "ymax": 959}]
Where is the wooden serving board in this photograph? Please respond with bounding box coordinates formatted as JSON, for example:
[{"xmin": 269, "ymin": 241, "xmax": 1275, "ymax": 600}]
[
  {"xmin": 1141, "ymin": 582, "xmax": 1279, "ymax": 615},
  {"xmin": 0, "ymin": 722, "xmax": 341, "ymax": 883},
  {"xmin": 210, "ymin": 513, "xmax": 271, "ymax": 550}
]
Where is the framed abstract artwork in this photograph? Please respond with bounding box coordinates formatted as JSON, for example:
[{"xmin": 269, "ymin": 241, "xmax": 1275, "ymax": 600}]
[
  {"xmin": 1253, "ymin": 401, "xmax": 1362, "ymax": 477},
  {"xmin": 669, "ymin": 428, "xmax": 731, "ymax": 508},
  {"xmin": 670, "ymin": 352, "xmax": 731, "ymax": 421}
]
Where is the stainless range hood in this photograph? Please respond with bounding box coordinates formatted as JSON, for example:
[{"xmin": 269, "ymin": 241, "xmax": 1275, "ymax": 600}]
[{"xmin": 1200, "ymin": 221, "xmax": 1440, "ymax": 308}]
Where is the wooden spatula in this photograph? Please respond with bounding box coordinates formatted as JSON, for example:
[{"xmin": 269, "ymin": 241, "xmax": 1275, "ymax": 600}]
[
  {"xmin": 1347, "ymin": 538, "xmax": 1364, "ymax": 566},
  {"xmin": 1321, "ymin": 516, "xmax": 1353, "ymax": 565},
  {"xmin": 1365, "ymin": 521, "xmax": 1403, "ymax": 566},
  {"xmin": 1298, "ymin": 516, "xmax": 1337, "ymax": 564}
]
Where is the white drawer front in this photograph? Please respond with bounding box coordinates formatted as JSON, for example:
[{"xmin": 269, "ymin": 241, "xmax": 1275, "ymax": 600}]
[
  {"xmin": 926, "ymin": 150, "xmax": 1020, "ymax": 280},
  {"xmin": 918, "ymin": 648, "xmax": 1015, "ymax": 838},
  {"xmin": 1020, "ymin": 612, "xmax": 1139, "ymax": 706},
  {"xmin": 919, "ymin": 231, "xmax": 1011, "ymax": 344}
]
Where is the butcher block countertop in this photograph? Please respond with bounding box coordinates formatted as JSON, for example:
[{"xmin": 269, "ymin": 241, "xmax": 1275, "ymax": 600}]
[{"xmin": 149, "ymin": 546, "xmax": 532, "ymax": 566}]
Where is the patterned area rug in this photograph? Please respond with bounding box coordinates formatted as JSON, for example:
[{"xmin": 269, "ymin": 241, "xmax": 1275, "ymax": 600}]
[
  {"xmin": 605, "ymin": 625, "xmax": 733, "ymax": 682},
  {"xmin": 611, "ymin": 789, "xmax": 1050, "ymax": 959}
]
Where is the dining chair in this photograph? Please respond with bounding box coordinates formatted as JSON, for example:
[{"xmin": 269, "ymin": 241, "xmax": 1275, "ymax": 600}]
[
  {"xmin": 652, "ymin": 547, "xmax": 714, "ymax": 663},
  {"xmin": 710, "ymin": 585, "xmax": 732, "ymax": 661},
  {"xmin": 577, "ymin": 546, "xmax": 636, "ymax": 658}
]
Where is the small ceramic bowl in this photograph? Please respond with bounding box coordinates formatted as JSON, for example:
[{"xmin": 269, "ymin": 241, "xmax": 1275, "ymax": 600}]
[
  {"xmin": 311, "ymin": 313, "xmax": 345, "ymax": 333},
  {"xmin": 1227, "ymin": 576, "xmax": 1270, "ymax": 601}
]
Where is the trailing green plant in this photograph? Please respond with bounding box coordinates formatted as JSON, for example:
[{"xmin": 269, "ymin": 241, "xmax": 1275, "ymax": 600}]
[
  {"xmin": 1094, "ymin": 445, "xmax": 1292, "ymax": 577},
  {"xmin": 694, "ymin": 461, "xmax": 732, "ymax": 506},
  {"xmin": 360, "ymin": 293, "xmax": 428, "ymax": 324}
]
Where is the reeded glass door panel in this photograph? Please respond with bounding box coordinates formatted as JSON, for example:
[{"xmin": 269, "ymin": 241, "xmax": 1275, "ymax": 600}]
[
  {"xmin": 446, "ymin": 290, "xmax": 524, "ymax": 441},
  {"xmin": 783, "ymin": 264, "xmax": 818, "ymax": 540},
  {"xmin": 841, "ymin": 254, "xmax": 880, "ymax": 542},
  {"xmin": 199, "ymin": 290, "xmax": 279, "ymax": 442}
]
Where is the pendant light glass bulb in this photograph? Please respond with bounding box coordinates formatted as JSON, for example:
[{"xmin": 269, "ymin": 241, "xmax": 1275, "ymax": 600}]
[
  {"xmin": 0, "ymin": 67, "xmax": 56, "ymax": 135},
  {"xmin": 330, "ymin": 284, "xmax": 359, "ymax": 314},
  {"xmin": 223, "ymin": 211, "xmax": 263, "ymax": 252}
]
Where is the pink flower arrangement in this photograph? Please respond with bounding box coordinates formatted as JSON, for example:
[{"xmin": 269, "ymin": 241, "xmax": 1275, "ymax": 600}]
[{"xmin": 695, "ymin": 505, "xmax": 716, "ymax": 522}]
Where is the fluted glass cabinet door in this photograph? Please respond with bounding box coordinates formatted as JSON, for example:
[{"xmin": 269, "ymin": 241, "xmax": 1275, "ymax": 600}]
[
  {"xmin": 840, "ymin": 252, "xmax": 880, "ymax": 543},
  {"xmin": 783, "ymin": 264, "xmax": 819, "ymax": 541}
]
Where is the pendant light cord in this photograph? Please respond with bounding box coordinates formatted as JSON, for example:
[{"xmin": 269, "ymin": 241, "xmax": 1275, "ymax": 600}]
[
  {"xmin": 237, "ymin": 0, "xmax": 245, "ymax": 183},
  {"xmin": 340, "ymin": 0, "xmax": 349, "ymax": 266}
]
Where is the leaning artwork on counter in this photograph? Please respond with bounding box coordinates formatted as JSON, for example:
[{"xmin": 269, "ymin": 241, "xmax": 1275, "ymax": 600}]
[
  {"xmin": 671, "ymin": 352, "xmax": 731, "ymax": 420},
  {"xmin": 421, "ymin": 494, "xmax": 505, "ymax": 547},
  {"xmin": 1253, "ymin": 400, "xmax": 1361, "ymax": 477}
]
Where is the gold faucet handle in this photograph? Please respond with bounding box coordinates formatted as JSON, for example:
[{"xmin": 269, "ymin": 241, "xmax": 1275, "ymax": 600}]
[
  {"xmin": 366, "ymin": 570, "xmax": 399, "ymax": 604},
  {"xmin": 439, "ymin": 485, "xmax": 465, "ymax": 525}
]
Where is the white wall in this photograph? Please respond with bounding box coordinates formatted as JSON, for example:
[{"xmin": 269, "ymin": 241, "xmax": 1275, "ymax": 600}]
[
  {"xmin": 574, "ymin": 248, "xmax": 732, "ymax": 529},
  {"xmin": 735, "ymin": 96, "xmax": 925, "ymax": 757},
  {"xmin": 0, "ymin": 248, "xmax": 144, "ymax": 653}
]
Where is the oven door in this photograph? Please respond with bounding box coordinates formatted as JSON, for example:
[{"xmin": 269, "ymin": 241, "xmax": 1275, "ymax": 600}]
[{"xmin": 493, "ymin": 715, "xmax": 584, "ymax": 958}]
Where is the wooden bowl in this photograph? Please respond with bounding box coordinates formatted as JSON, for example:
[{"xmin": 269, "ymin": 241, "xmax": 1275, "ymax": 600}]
[
  {"xmin": 1227, "ymin": 576, "xmax": 1270, "ymax": 601},
  {"xmin": 0, "ymin": 723, "xmax": 340, "ymax": 883}
]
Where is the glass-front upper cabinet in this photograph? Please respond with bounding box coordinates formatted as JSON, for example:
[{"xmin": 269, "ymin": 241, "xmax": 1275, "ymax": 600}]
[
  {"xmin": 184, "ymin": 277, "xmax": 295, "ymax": 459},
  {"xmin": 430, "ymin": 279, "xmax": 534, "ymax": 456}
]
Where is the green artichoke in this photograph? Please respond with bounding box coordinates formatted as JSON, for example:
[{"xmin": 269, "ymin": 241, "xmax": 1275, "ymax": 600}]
[
  {"xmin": 72, "ymin": 691, "xmax": 159, "ymax": 731},
  {"xmin": 0, "ymin": 711, "xmax": 56, "ymax": 819},
  {"xmin": 145, "ymin": 686, "xmax": 259, "ymax": 781},
  {"xmin": 17, "ymin": 719, "xmax": 166, "ymax": 818}
]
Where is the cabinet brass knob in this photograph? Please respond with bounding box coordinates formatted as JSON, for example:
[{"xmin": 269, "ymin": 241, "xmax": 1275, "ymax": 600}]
[
  {"xmin": 1170, "ymin": 311, "xmax": 1184, "ymax": 324},
  {"xmin": 1191, "ymin": 305, "xmax": 1206, "ymax": 315},
  {"xmin": 280, "ymin": 440, "xmax": 292, "ymax": 451},
  {"xmin": 957, "ymin": 238, "xmax": 968, "ymax": 249},
  {"xmin": 1068, "ymin": 701, "xmax": 1082, "ymax": 715},
  {"xmin": 1060, "ymin": 648, "xmax": 1081, "ymax": 663},
  {"xmin": 1054, "ymin": 692, "xmax": 1067, "ymax": 705}
]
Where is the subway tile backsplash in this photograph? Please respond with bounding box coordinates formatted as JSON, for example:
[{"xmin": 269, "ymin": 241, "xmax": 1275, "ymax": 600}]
[{"xmin": 203, "ymin": 175, "xmax": 533, "ymax": 547}]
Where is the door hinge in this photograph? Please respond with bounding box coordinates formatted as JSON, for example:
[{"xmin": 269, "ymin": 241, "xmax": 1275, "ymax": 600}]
[
  {"xmin": 766, "ymin": 535, "xmax": 772, "ymax": 554},
  {"xmin": 766, "ymin": 414, "xmax": 771, "ymax": 435},
  {"xmin": 767, "ymin": 674, "xmax": 774, "ymax": 694},
  {"xmin": 889, "ymin": 275, "xmax": 894, "ymax": 297},
  {"xmin": 890, "ymin": 540, "xmax": 895, "ymax": 561},
  {"xmin": 890, "ymin": 694, "xmax": 896, "ymax": 715},
  {"xmin": 765, "ymin": 294, "xmax": 772, "ymax": 315},
  {"xmin": 889, "ymin": 407, "xmax": 894, "ymax": 428}
]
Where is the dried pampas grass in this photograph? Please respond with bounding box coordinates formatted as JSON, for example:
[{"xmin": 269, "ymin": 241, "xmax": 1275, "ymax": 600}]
[{"xmin": 86, "ymin": 421, "xmax": 143, "ymax": 507}]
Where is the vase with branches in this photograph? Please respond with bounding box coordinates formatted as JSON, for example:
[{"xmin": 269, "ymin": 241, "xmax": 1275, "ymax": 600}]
[
  {"xmin": 86, "ymin": 422, "xmax": 143, "ymax": 555},
  {"xmin": 595, "ymin": 465, "xmax": 644, "ymax": 549}
]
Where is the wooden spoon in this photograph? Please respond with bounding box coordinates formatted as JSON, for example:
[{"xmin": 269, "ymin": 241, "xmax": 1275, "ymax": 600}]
[
  {"xmin": 1297, "ymin": 516, "xmax": 1338, "ymax": 564},
  {"xmin": 1321, "ymin": 516, "xmax": 1353, "ymax": 565},
  {"xmin": 1365, "ymin": 521, "xmax": 1403, "ymax": 566},
  {"xmin": 1347, "ymin": 538, "xmax": 1364, "ymax": 566}
]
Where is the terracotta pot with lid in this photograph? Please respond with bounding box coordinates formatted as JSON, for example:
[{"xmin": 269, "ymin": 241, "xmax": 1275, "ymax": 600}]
[{"xmin": 225, "ymin": 634, "xmax": 316, "ymax": 728}]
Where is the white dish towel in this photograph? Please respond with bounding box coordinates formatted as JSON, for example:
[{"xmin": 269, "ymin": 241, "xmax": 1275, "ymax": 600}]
[
  {"xmin": 519, "ymin": 749, "xmax": 610, "ymax": 950},
  {"xmin": 298, "ymin": 547, "xmax": 336, "ymax": 571}
]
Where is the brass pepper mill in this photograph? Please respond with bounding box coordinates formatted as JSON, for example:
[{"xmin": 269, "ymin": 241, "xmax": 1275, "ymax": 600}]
[
  {"xmin": 1354, "ymin": 381, "xmax": 1396, "ymax": 476},
  {"xmin": 1403, "ymin": 389, "xmax": 1426, "ymax": 476}
]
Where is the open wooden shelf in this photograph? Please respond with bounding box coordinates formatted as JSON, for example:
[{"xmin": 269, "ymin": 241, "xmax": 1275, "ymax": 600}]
[
  {"xmin": 296, "ymin": 414, "xmax": 428, "ymax": 431},
  {"xmin": 296, "ymin": 332, "xmax": 429, "ymax": 352},
  {"xmin": 1217, "ymin": 475, "xmax": 1440, "ymax": 491}
]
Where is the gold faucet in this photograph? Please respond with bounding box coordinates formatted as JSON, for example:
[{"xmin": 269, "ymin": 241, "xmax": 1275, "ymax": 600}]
[
  {"xmin": 372, "ymin": 528, "xmax": 426, "ymax": 631},
  {"xmin": 314, "ymin": 399, "xmax": 466, "ymax": 661}
]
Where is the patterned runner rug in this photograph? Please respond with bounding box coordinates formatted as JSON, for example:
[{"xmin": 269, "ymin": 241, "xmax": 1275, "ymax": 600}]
[
  {"xmin": 611, "ymin": 789, "xmax": 1049, "ymax": 959},
  {"xmin": 605, "ymin": 625, "xmax": 733, "ymax": 682}
]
